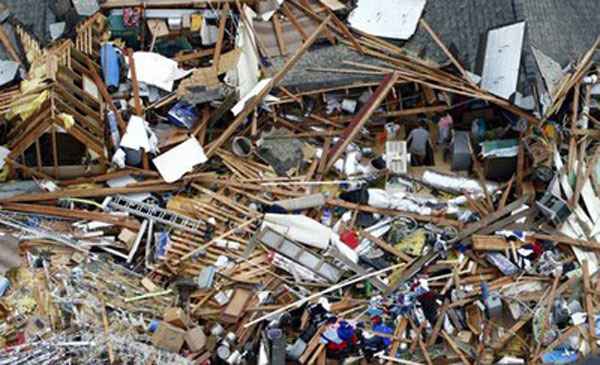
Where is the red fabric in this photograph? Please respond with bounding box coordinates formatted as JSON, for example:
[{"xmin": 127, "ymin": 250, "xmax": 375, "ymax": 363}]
[
  {"xmin": 340, "ymin": 230, "xmax": 359, "ymax": 249},
  {"xmin": 531, "ymin": 242, "xmax": 543, "ymax": 259}
]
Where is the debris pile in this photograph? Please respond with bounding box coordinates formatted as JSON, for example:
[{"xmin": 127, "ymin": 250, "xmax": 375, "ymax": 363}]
[{"xmin": 0, "ymin": 0, "xmax": 600, "ymax": 363}]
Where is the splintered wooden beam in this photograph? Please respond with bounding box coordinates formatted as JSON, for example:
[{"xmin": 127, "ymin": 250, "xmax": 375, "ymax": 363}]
[
  {"xmin": 288, "ymin": 0, "xmax": 337, "ymax": 45},
  {"xmin": 584, "ymin": 260, "xmax": 598, "ymax": 354},
  {"xmin": 318, "ymin": 2, "xmax": 364, "ymax": 54},
  {"xmin": 386, "ymin": 317, "xmax": 408, "ymax": 364},
  {"xmin": 280, "ymin": 3, "xmax": 309, "ymax": 40},
  {"xmin": 127, "ymin": 49, "xmax": 143, "ymax": 116},
  {"xmin": 0, "ymin": 27, "xmax": 24, "ymax": 68},
  {"xmin": 101, "ymin": 0, "xmax": 251, "ymax": 7},
  {"xmin": 205, "ymin": 16, "xmax": 331, "ymax": 157},
  {"xmin": 419, "ymin": 19, "xmax": 475, "ymax": 86},
  {"xmin": 441, "ymin": 330, "xmax": 471, "ymax": 365},
  {"xmin": 324, "ymin": 72, "xmax": 400, "ymax": 172},
  {"xmin": 85, "ymin": 58, "xmax": 127, "ymax": 132},
  {"xmin": 4, "ymin": 158, "xmax": 55, "ymax": 181},
  {"xmin": 567, "ymin": 82, "xmax": 581, "ymax": 173},
  {"xmin": 533, "ymin": 275, "xmax": 560, "ymax": 357},
  {"xmin": 1, "ymin": 202, "xmax": 140, "ymax": 230},
  {"xmin": 360, "ymin": 230, "xmax": 412, "ymax": 262},
  {"xmin": 0, "ymin": 183, "xmax": 181, "ymax": 203},
  {"xmin": 272, "ymin": 15, "xmax": 288, "ymax": 56},
  {"xmin": 214, "ymin": 2, "xmax": 230, "ymax": 69},
  {"xmin": 572, "ymin": 131, "xmax": 600, "ymax": 208},
  {"xmin": 455, "ymin": 195, "xmax": 529, "ymax": 241}
]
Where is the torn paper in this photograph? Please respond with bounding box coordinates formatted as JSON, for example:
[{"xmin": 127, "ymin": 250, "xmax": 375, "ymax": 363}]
[
  {"xmin": 120, "ymin": 116, "xmax": 151, "ymax": 151},
  {"xmin": 153, "ymin": 138, "xmax": 208, "ymax": 183},
  {"xmin": 348, "ymin": 0, "xmax": 426, "ymax": 40},
  {"xmin": 129, "ymin": 52, "xmax": 192, "ymax": 92}
]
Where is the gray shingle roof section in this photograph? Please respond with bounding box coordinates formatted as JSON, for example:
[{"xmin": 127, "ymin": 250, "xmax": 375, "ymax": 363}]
[
  {"xmin": 404, "ymin": 0, "xmax": 518, "ymax": 71},
  {"xmin": 270, "ymin": 42, "xmax": 385, "ymax": 92},
  {"xmin": 277, "ymin": 0, "xmax": 600, "ymax": 92},
  {"xmin": 522, "ymin": 0, "xmax": 600, "ymax": 66},
  {"xmin": 0, "ymin": 0, "xmax": 56, "ymax": 45}
]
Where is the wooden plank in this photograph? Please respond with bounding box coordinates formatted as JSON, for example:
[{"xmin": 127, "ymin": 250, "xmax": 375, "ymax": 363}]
[
  {"xmin": 517, "ymin": 127, "xmax": 525, "ymax": 195},
  {"xmin": 214, "ymin": 3, "xmax": 230, "ymax": 69},
  {"xmin": 35, "ymin": 139, "xmax": 42, "ymax": 171},
  {"xmin": 8, "ymin": 118, "xmax": 53, "ymax": 158},
  {"xmin": 127, "ymin": 48, "xmax": 144, "ymax": 116},
  {"xmin": 51, "ymin": 126, "xmax": 58, "ymax": 177},
  {"xmin": 0, "ymin": 183, "xmax": 182, "ymax": 203},
  {"xmin": 0, "ymin": 27, "xmax": 24, "ymax": 67},
  {"xmin": 532, "ymin": 233, "xmax": 600, "ymax": 250},
  {"xmin": 471, "ymin": 206, "xmax": 536, "ymax": 239},
  {"xmin": 289, "ymin": 0, "xmax": 337, "ymax": 45},
  {"xmin": 319, "ymin": 2, "xmax": 364, "ymax": 54},
  {"xmin": 568, "ymin": 83, "xmax": 581, "ymax": 173},
  {"xmin": 84, "ymin": 58, "xmax": 126, "ymax": 132},
  {"xmin": 455, "ymin": 195, "xmax": 529, "ymax": 242},
  {"xmin": 53, "ymin": 97, "xmax": 103, "ymax": 136},
  {"xmin": 1, "ymin": 202, "xmax": 140, "ymax": 230},
  {"xmin": 533, "ymin": 276, "xmax": 560, "ymax": 357},
  {"xmin": 467, "ymin": 138, "xmax": 493, "ymax": 210},
  {"xmin": 280, "ymin": 3, "xmax": 309, "ymax": 40},
  {"xmin": 272, "ymin": 15, "xmax": 288, "ymax": 56},
  {"xmin": 472, "ymin": 235, "xmax": 513, "ymax": 251},
  {"xmin": 101, "ymin": 0, "xmax": 251, "ymax": 7},
  {"xmin": 4, "ymin": 158, "xmax": 54, "ymax": 181},
  {"xmin": 324, "ymin": 72, "xmax": 400, "ymax": 171},
  {"xmin": 360, "ymin": 230, "xmax": 412, "ymax": 262},
  {"xmin": 584, "ymin": 260, "xmax": 598, "ymax": 354},
  {"xmin": 388, "ymin": 317, "xmax": 408, "ymax": 365},
  {"xmin": 498, "ymin": 174, "xmax": 515, "ymax": 210},
  {"xmin": 419, "ymin": 19, "xmax": 475, "ymax": 86},
  {"xmin": 441, "ymin": 330, "xmax": 471, "ymax": 365},
  {"xmin": 428, "ymin": 299, "xmax": 449, "ymax": 346},
  {"xmin": 174, "ymin": 48, "xmax": 214, "ymax": 63},
  {"xmin": 56, "ymin": 72, "xmax": 101, "ymax": 109}
]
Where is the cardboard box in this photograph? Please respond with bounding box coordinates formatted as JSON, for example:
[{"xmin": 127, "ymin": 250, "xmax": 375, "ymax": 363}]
[
  {"xmin": 185, "ymin": 326, "xmax": 207, "ymax": 352},
  {"xmin": 152, "ymin": 322, "xmax": 185, "ymax": 353},
  {"xmin": 205, "ymin": 335, "xmax": 218, "ymax": 352},
  {"xmin": 220, "ymin": 288, "xmax": 251, "ymax": 324},
  {"xmin": 164, "ymin": 307, "xmax": 194, "ymax": 329},
  {"xmin": 118, "ymin": 229, "xmax": 137, "ymax": 250}
]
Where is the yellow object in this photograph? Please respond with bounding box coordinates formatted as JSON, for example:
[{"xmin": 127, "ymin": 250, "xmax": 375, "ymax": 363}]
[
  {"xmin": 66, "ymin": 183, "xmax": 103, "ymax": 191},
  {"xmin": 191, "ymin": 14, "xmax": 203, "ymax": 31},
  {"xmin": 57, "ymin": 113, "xmax": 75, "ymax": 130},
  {"xmin": 6, "ymin": 90, "xmax": 49, "ymax": 121},
  {"xmin": 0, "ymin": 164, "xmax": 8, "ymax": 182},
  {"xmin": 396, "ymin": 230, "xmax": 426, "ymax": 256}
]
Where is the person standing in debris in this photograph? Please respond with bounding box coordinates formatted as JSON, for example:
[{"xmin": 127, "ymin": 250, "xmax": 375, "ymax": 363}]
[
  {"xmin": 407, "ymin": 120, "xmax": 433, "ymax": 166},
  {"xmin": 437, "ymin": 113, "xmax": 454, "ymax": 161}
]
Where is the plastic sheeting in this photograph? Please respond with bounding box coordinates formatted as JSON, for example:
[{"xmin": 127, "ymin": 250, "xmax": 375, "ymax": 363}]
[
  {"xmin": 366, "ymin": 188, "xmax": 474, "ymax": 221},
  {"xmin": 263, "ymin": 213, "xmax": 332, "ymax": 250},
  {"xmin": 422, "ymin": 170, "xmax": 498, "ymax": 195},
  {"xmin": 129, "ymin": 52, "xmax": 191, "ymax": 92}
]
